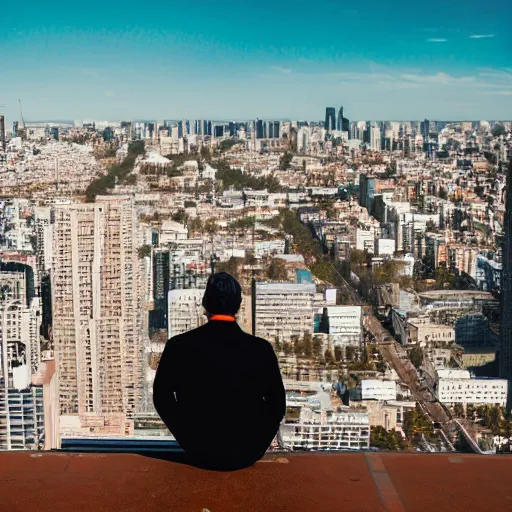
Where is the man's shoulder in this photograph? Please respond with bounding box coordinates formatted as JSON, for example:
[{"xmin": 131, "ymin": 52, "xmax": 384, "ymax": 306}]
[
  {"xmin": 240, "ymin": 331, "xmax": 275, "ymax": 354},
  {"xmin": 167, "ymin": 323, "xmax": 210, "ymax": 345}
]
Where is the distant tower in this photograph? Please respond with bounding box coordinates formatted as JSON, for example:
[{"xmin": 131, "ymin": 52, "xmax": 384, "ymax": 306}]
[
  {"xmin": 325, "ymin": 107, "xmax": 336, "ymax": 133},
  {"xmin": 0, "ymin": 115, "xmax": 5, "ymax": 151},
  {"xmin": 337, "ymin": 107, "xmax": 344, "ymax": 131},
  {"xmin": 500, "ymin": 160, "xmax": 512, "ymax": 392}
]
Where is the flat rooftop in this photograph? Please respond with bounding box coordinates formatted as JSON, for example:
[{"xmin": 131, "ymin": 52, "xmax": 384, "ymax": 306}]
[{"xmin": 2, "ymin": 451, "xmax": 511, "ymax": 511}]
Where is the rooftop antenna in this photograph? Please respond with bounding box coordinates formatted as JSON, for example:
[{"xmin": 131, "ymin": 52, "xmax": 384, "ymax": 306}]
[{"xmin": 18, "ymin": 99, "xmax": 26, "ymax": 130}]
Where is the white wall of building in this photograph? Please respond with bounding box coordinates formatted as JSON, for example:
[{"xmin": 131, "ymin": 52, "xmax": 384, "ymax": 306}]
[
  {"xmin": 361, "ymin": 380, "xmax": 397, "ymax": 401},
  {"xmin": 437, "ymin": 377, "xmax": 508, "ymax": 406},
  {"xmin": 323, "ymin": 306, "xmax": 362, "ymax": 347}
]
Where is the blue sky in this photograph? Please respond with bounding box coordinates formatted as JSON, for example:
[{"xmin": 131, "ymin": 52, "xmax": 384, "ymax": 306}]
[{"xmin": 2, "ymin": 0, "xmax": 511, "ymax": 122}]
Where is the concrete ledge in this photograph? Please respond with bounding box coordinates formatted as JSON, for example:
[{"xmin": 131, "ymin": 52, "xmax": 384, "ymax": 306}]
[{"xmin": 1, "ymin": 451, "xmax": 511, "ymax": 511}]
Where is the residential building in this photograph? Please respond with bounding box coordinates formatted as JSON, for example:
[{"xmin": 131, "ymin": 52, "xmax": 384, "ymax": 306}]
[
  {"xmin": 51, "ymin": 196, "xmax": 143, "ymax": 433},
  {"xmin": 436, "ymin": 370, "xmax": 507, "ymax": 406},
  {"xmin": 279, "ymin": 409, "xmax": 370, "ymax": 451},
  {"xmin": 361, "ymin": 380, "xmax": 397, "ymax": 401},
  {"xmin": 252, "ymin": 282, "xmax": 315, "ymax": 342},
  {"xmin": 320, "ymin": 306, "xmax": 362, "ymax": 347},
  {"xmin": 167, "ymin": 289, "xmax": 206, "ymax": 338}
]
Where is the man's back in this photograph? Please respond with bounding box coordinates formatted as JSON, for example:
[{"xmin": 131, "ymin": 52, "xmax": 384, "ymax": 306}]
[{"xmin": 153, "ymin": 320, "xmax": 286, "ymax": 470}]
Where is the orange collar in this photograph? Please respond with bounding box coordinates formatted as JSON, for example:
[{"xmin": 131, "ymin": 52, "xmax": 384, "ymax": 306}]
[{"xmin": 209, "ymin": 314, "xmax": 236, "ymax": 322}]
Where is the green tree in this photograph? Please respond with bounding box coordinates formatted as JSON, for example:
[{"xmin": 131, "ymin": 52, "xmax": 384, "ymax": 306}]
[
  {"xmin": 324, "ymin": 348, "xmax": 334, "ymax": 364},
  {"xmin": 137, "ymin": 245, "xmax": 151, "ymax": 259},
  {"xmin": 172, "ymin": 209, "xmax": 188, "ymax": 225},
  {"xmin": 267, "ymin": 258, "xmax": 288, "ymax": 281},
  {"xmin": 492, "ymin": 124, "xmax": 506, "ymax": 137},
  {"xmin": 279, "ymin": 152, "xmax": 294, "ymax": 171},
  {"xmin": 403, "ymin": 407, "xmax": 434, "ymax": 440},
  {"xmin": 303, "ymin": 332, "xmax": 313, "ymax": 358},
  {"xmin": 453, "ymin": 402, "xmax": 465, "ymax": 418},
  {"xmin": 345, "ymin": 346, "xmax": 356, "ymax": 361},
  {"xmin": 187, "ymin": 217, "xmax": 203, "ymax": 235},
  {"xmin": 409, "ymin": 346, "xmax": 423, "ymax": 369},
  {"xmin": 294, "ymin": 339, "xmax": 304, "ymax": 357},
  {"xmin": 313, "ymin": 336, "xmax": 323, "ymax": 358}
]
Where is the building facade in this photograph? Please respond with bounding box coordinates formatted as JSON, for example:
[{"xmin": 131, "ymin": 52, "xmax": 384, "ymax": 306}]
[
  {"xmin": 500, "ymin": 163, "xmax": 512, "ymax": 383},
  {"xmin": 279, "ymin": 409, "xmax": 370, "ymax": 451},
  {"xmin": 252, "ymin": 282, "xmax": 315, "ymax": 342},
  {"xmin": 51, "ymin": 196, "xmax": 143, "ymax": 430},
  {"xmin": 437, "ymin": 375, "xmax": 507, "ymax": 406},
  {"xmin": 167, "ymin": 288, "xmax": 206, "ymax": 338},
  {"xmin": 320, "ymin": 306, "xmax": 362, "ymax": 347}
]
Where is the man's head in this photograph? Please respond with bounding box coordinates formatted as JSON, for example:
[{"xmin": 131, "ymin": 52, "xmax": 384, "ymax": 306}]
[{"xmin": 202, "ymin": 272, "xmax": 242, "ymax": 317}]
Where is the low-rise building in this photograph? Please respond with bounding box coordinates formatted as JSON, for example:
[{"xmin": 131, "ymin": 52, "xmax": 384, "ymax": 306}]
[
  {"xmin": 361, "ymin": 380, "xmax": 397, "ymax": 401},
  {"xmin": 320, "ymin": 306, "xmax": 362, "ymax": 347},
  {"xmin": 436, "ymin": 369, "xmax": 507, "ymax": 406},
  {"xmin": 279, "ymin": 408, "xmax": 370, "ymax": 451}
]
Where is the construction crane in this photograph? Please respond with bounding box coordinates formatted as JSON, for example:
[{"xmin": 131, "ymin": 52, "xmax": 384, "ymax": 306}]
[{"xmin": 18, "ymin": 99, "xmax": 26, "ymax": 130}]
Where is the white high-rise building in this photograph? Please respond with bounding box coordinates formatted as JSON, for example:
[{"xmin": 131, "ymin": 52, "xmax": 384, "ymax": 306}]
[
  {"xmin": 370, "ymin": 124, "xmax": 381, "ymax": 152},
  {"xmin": 253, "ymin": 282, "xmax": 315, "ymax": 342},
  {"xmin": 0, "ymin": 269, "xmax": 46, "ymax": 450},
  {"xmin": 51, "ymin": 196, "xmax": 143, "ymax": 433},
  {"xmin": 167, "ymin": 289, "xmax": 206, "ymax": 339}
]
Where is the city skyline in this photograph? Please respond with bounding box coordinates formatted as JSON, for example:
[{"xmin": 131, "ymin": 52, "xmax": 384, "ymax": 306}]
[{"xmin": 3, "ymin": 0, "xmax": 512, "ymax": 122}]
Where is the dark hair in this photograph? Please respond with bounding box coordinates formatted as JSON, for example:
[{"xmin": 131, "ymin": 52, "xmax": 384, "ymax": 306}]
[{"xmin": 202, "ymin": 272, "xmax": 242, "ymax": 315}]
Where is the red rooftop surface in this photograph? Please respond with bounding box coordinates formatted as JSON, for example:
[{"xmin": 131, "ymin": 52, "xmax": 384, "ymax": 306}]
[{"xmin": 1, "ymin": 451, "xmax": 511, "ymax": 512}]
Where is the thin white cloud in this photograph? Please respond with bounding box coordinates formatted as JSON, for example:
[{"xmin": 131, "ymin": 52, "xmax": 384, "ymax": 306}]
[
  {"xmin": 469, "ymin": 34, "xmax": 495, "ymax": 39},
  {"xmin": 482, "ymin": 90, "xmax": 512, "ymax": 95},
  {"xmin": 105, "ymin": 90, "xmax": 115, "ymax": 97},
  {"xmin": 400, "ymin": 72, "xmax": 475, "ymax": 85},
  {"xmin": 270, "ymin": 66, "xmax": 292, "ymax": 74},
  {"xmin": 478, "ymin": 69, "xmax": 512, "ymax": 88},
  {"xmin": 427, "ymin": 38, "xmax": 447, "ymax": 42}
]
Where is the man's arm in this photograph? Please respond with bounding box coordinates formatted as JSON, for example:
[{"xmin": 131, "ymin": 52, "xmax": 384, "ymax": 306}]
[
  {"xmin": 261, "ymin": 342, "xmax": 286, "ymax": 443},
  {"xmin": 153, "ymin": 338, "xmax": 184, "ymax": 442}
]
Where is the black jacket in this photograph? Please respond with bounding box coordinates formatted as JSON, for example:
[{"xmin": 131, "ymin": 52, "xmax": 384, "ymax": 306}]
[{"xmin": 153, "ymin": 320, "xmax": 286, "ymax": 470}]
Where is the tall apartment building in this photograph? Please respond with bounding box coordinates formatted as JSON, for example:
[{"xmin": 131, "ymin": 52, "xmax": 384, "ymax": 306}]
[
  {"xmin": 51, "ymin": 196, "xmax": 143, "ymax": 430},
  {"xmin": 500, "ymin": 162, "xmax": 512, "ymax": 387},
  {"xmin": 33, "ymin": 206, "xmax": 54, "ymax": 282},
  {"xmin": 252, "ymin": 282, "xmax": 315, "ymax": 342},
  {"xmin": 0, "ymin": 269, "xmax": 46, "ymax": 450}
]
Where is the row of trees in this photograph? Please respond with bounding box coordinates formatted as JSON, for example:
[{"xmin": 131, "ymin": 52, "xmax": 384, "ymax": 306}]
[
  {"xmin": 215, "ymin": 160, "xmax": 282, "ymax": 192},
  {"xmin": 370, "ymin": 426, "xmax": 407, "ymax": 450},
  {"xmin": 454, "ymin": 404, "xmax": 512, "ymax": 437},
  {"xmin": 403, "ymin": 406, "xmax": 435, "ymax": 440},
  {"xmin": 272, "ymin": 210, "xmax": 345, "ymax": 285},
  {"xmin": 85, "ymin": 140, "xmax": 145, "ymax": 202}
]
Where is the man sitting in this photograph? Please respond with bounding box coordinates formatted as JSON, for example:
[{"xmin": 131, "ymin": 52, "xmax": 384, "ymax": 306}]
[{"xmin": 153, "ymin": 272, "xmax": 286, "ymax": 470}]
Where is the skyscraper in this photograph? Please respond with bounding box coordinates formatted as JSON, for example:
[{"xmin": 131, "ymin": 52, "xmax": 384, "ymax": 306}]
[
  {"xmin": 500, "ymin": 161, "xmax": 512, "ymax": 388},
  {"xmin": 274, "ymin": 121, "xmax": 280, "ymax": 139},
  {"xmin": 52, "ymin": 196, "xmax": 143, "ymax": 429},
  {"xmin": 337, "ymin": 107, "xmax": 344, "ymax": 131},
  {"xmin": 0, "ymin": 267, "xmax": 46, "ymax": 450},
  {"xmin": 325, "ymin": 107, "xmax": 336, "ymax": 132},
  {"xmin": 256, "ymin": 119, "xmax": 264, "ymax": 139},
  {"xmin": 0, "ymin": 115, "xmax": 5, "ymax": 151}
]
